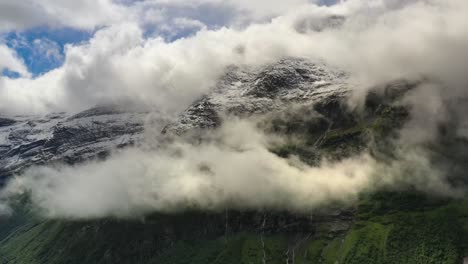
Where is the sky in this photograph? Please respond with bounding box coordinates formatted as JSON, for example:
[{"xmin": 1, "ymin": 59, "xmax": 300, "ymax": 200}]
[
  {"xmin": 0, "ymin": 0, "xmax": 337, "ymax": 78},
  {"xmin": 2, "ymin": 27, "xmax": 92, "ymax": 77},
  {"xmin": 0, "ymin": 0, "xmax": 349, "ymax": 114}
]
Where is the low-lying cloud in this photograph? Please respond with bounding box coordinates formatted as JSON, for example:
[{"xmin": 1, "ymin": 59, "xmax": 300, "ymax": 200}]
[
  {"xmin": 1, "ymin": 113, "xmax": 464, "ymax": 219},
  {"xmin": 1, "ymin": 120, "xmax": 377, "ymax": 218}
]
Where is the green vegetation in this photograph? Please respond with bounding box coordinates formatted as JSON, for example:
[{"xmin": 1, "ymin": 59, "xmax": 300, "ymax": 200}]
[
  {"xmin": 269, "ymin": 97, "xmax": 410, "ymax": 163},
  {"xmin": 1, "ymin": 193, "xmax": 468, "ymax": 263}
]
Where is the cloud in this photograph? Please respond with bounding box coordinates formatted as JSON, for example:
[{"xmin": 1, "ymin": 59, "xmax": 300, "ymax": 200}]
[
  {"xmin": 1, "ymin": 115, "xmax": 462, "ymax": 219},
  {"xmin": 31, "ymin": 38, "xmax": 63, "ymax": 65},
  {"xmin": 1, "ymin": 120, "xmax": 377, "ymax": 218},
  {"xmin": 0, "ymin": 0, "xmax": 127, "ymax": 32},
  {"xmin": 130, "ymin": 0, "xmax": 314, "ymax": 26},
  {"xmin": 1, "ymin": 0, "xmax": 467, "ymax": 116},
  {"xmin": 0, "ymin": 0, "xmax": 325, "ymax": 34},
  {"xmin": 0, "ymin": 12, "xmax": 326, "ymax": 114},
  {"xmin": 0, "ymin": 44, "xmax": 30, "ymax": 77}
]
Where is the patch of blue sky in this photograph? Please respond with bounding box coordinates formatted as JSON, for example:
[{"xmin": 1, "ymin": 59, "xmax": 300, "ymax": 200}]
[
  {"xmin": 2, "ymin": 27, "xmax": 93, "ymax": 77},
  {"xmin": 1, "ymin": 68, "xmax": 21, "ymax": 79},
  {"xmin": 318, "ymin": 0, "xmax": 340, "ymax": 6}
]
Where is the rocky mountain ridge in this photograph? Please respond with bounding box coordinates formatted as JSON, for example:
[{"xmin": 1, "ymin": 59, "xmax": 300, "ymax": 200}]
[{"xmin": 0, "ymin": 58, "xmax": 349, "ymax": 183}]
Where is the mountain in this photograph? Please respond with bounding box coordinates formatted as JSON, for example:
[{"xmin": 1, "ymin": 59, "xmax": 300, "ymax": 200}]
[
  {"xmin": 0, "ymin": 106, "xmax": 146, "ymax": 184},
  {"xmin": 0, "ymin": 59, "xmax": 346, "ymax": 181},
  {"xmin": 0, "ymin": 58, "xmax": 467, "ymax": 264}
]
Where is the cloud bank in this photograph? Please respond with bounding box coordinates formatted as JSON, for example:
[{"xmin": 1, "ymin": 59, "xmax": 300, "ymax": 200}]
[
  {"xmin": 1, "ymin": 120, "xmax": 377, "ymax": 218},
  {"xmin": 0, "ymin": 0, "xmax": 126, "ymax": 32}
]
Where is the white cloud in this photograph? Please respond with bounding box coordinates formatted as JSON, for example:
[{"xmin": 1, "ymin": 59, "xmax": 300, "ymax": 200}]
[
  {"xmin": 1, "ymin": 0, "xmax": 467, "ymax": 116},
  {"xmin": 1, "ymin": 120, "xmax": 376, "ymax": 218},
  {"xmin": 0, "ymin": 44, "xmax": 30, "ymax": 77},
  {"xmin": 0, "ymin": 0, "xmax": 322, "ymax": 33},
  {"xmin": 132, "ymin": 0, "xmax": 312, "ymax": 22},
  {"xmin": 0, "ymin": 0, "xmax": 127, "ymax": 32},
  {"xmin": 32, "ymin": 38, "xmax": 63, "ymax": 64},
  {"xmin": 1, "ymin": 118, "xmax": 459, "ymax": 219}
]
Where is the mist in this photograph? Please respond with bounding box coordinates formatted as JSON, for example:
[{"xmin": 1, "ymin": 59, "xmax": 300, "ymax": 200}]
[{"xmin": 1, "ymin": 120, "xmax": 377, "ymax": 218}]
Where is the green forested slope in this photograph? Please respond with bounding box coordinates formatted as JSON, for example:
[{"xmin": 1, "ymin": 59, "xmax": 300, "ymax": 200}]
[{"xmin": 1, "ymin": 193, "xmax": 468, "ymax": 264}]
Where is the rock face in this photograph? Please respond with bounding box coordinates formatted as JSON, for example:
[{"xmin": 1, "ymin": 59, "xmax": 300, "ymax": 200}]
[
  {"xmin": 164, "ymin": 58, "xmax": 348, "ymax": 134},
  {"xmin": 0, "ymin": 118, "xmax": 16, "ymax": 128},
  {"xmin": 0, "ymin": 106, "xmax": 146, "ymax": 183}
]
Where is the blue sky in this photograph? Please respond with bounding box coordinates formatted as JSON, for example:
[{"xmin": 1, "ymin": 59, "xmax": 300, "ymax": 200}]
[{"xmin": 2, "ymin": 27, "xmax": 92, "ymax": 77}]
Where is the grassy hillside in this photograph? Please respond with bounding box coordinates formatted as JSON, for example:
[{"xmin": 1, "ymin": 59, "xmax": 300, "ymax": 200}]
[{"xmin": 1, "ymin": 193, "xmax": 468, "ymax": 263}]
